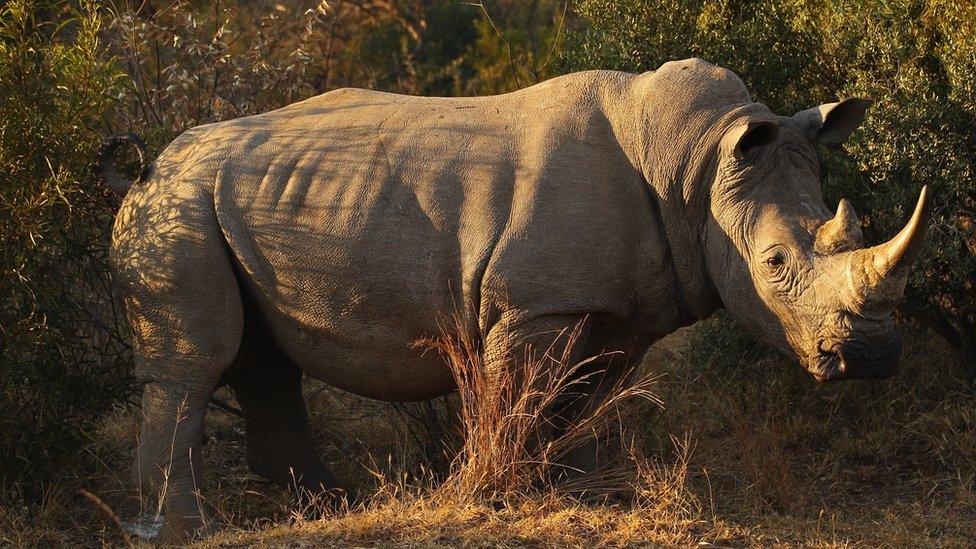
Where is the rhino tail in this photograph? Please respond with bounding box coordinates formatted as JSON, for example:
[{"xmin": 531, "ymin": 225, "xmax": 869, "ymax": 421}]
[{"xmin": 92, "ymin": 132, "xmax": 149, "ymax": 193}]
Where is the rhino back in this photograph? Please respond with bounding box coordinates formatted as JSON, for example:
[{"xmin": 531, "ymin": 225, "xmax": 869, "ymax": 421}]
[{"xmin": 148, "ymin": 72, "xmax": 661, "ymax": 400}]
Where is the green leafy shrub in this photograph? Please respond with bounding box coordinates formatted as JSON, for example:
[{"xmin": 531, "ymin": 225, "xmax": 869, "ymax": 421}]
[
  {"xmin": 105, "ymin": 0, "xmax": 566, "ymax": 144},
  {"xmin": 0, "ymin": 0, "xmax": 132, "ymax": 501},
  {"xmin": 560, "ymin": 0, "xmax": 976, "ymax": 362},
  {"xmin": 107, "ymin": 0, "xmax": 331, "ymax": 144}
]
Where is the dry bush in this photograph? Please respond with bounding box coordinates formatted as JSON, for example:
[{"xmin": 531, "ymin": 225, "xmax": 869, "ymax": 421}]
[
  {"xmin": 0, "ymin": 0, "xmax": 133, "ymax": 505},
  {"xmin": 415, "ymin": 315, "xmax": 661, "ymax": 502},
  {"xmin": 107, "ymin": 0, "xmax": 331, "ymax": 142}
]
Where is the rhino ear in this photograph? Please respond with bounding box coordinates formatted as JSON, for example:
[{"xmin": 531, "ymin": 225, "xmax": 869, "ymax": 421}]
[
  {"xmin": 792, "ymin": 98, "xmax": 871, "ymax": 144},
  {"xmin": 726, "ymin": 120, "xmax": 779, "ymax": 160}
]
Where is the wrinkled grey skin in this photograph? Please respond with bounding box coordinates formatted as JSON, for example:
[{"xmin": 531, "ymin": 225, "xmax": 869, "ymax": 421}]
[{"xmin": 96, "ymin": 58, "xmax": 926, "ymax": 541}]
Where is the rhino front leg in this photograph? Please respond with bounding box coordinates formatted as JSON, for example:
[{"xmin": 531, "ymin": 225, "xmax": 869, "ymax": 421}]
[
  {"xmin": 482, "ymin": 312, "xmax": 641, "ymax": 493},
  {"xmin": 482, "ymin": 312, "xmax": 593, "ymax": 467},
  {"xmin": 556, "ymin": 329, "xmax": 649, "ymax": 495},
  {"xmin": 482, "ymin": 311, "xmax": 592, "ymax": 396},
  {"xmin": 549, "ymin": 353, "xmax": 640, "ymax": 492}
]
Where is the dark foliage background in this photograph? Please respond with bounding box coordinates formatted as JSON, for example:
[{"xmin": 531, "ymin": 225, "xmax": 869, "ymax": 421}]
[
  {"xmin": 0, "ymin": 0, "xmax": 972, "ymax": 527},
  {"xmin": 558, "ymin": 0, "xmax": 976, "ymax": 357},
  {"xmin": 0, "ymin": 0, "xmax": 130, "ymax": 500}
]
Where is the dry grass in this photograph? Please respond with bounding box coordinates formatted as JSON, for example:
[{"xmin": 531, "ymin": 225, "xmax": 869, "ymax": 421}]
[
  {"xmin": 419, "ymin": 316, "xmax": 661, "ymax": 502},
  {"xmin": 2, "ymin": 318, "xmax": 974, "ymax": 547}
]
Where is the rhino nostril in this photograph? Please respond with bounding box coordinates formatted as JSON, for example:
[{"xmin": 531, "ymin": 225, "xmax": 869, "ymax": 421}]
[
  {"xmin": 816, "ymin": 339, "xmax": 833, "ymax": 355},
  {"xmin": 836, "ymin": 348, "xmax": 849, "ymax": 373},
  {"xmin": 807, "ymin": 346, "xmax": 845, "ymax": 382},
  {"xmin": 817, "ymin": 338, "xmax": 844, "ymax": 357}
]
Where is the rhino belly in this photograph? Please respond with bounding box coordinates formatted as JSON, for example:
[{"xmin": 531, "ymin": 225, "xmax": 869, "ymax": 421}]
[
  {"xmin": 264, "ymin": 302, "xmax": 457, "ymax": 402},
  {"xmin": 221, "ymin": 204, "xmax": 464, "ymax": 401}
]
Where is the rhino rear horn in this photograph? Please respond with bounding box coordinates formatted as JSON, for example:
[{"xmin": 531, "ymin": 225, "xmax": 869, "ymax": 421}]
[{"xmin": 816, "ymin": 198, "xmax": 864, "ymax": 255}]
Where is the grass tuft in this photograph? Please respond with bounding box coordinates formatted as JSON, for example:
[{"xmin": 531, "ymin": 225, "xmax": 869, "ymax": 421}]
[{"xmin": 417, "ymin": 315, "xmax": 661, "ymax": 502}]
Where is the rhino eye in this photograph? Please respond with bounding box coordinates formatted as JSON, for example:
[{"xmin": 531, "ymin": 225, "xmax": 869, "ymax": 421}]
[{"xmin": 763, "ymin": 249, "xmax": 788, "ymax": 274}]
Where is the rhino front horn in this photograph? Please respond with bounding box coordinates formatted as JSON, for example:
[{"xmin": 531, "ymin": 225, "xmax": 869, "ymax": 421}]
[{"xmin": 846, "ymin": 186, "xmax": 930, "ymax": 316}]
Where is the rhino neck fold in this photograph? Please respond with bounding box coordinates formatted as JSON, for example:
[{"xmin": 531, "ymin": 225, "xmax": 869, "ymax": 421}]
[{"xmin": 601, "ymin": 67, "xmax": 754, "ymax": 321}]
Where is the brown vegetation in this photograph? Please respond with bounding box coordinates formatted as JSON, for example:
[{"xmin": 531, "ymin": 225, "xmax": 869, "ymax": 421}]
[
  {"xmin": 421, "ymin": 316, "xmax": 660, "ymax": 501},
  {"xmin": 2, "ymin": 318, "xmax": 973, "ymax": 547}
]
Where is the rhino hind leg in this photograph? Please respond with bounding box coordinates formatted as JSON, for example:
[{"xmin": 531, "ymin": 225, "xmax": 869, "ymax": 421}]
[
  {"xmin": 133, "ymin": 377, "xmax": 219, "ymax": 540},
  {"xmin": 226, "ymin": 332, "xmax": 349, "ymax": 509},
  {"xmin": 113, "ymin": 175, "xmax": 246, "ymax": 541}
]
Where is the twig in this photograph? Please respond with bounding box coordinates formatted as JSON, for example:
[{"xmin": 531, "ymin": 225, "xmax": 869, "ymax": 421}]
[
  {"xmin": 209, "ymin": 395, "xmax": 243, "ymax": 417},
  {"xmin": 465, "ymin": 1, "xmax": 522, "ymax": 89},
  {"xmin": 538, "ymin": 1, "xmax": 568, "ymax": 77},
  {"xmin": 78, "ymin": 489, "xmax": 130, "ymax": 542}
]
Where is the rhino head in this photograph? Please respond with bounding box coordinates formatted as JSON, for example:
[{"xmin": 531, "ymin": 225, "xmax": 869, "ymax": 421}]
[{"xmin": 705, "ymin": 99, "xmax": 928, "ymax": 382}]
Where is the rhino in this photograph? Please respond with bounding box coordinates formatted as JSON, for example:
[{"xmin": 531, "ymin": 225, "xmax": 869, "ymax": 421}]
[{"xmin": 95, "ymin": 58, "xmax": 928, "ymax": 540}]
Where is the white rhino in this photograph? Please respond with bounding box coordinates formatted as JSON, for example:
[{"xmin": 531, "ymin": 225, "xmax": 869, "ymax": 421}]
[{"xmin": 95, "ymin": 58, "xmax": 927, "ymax": 540}]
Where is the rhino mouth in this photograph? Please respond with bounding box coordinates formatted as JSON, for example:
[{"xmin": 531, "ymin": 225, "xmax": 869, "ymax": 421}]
[{"xmin": 807, "ymin": 337, "xmax": 900, "ymax": 382}]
